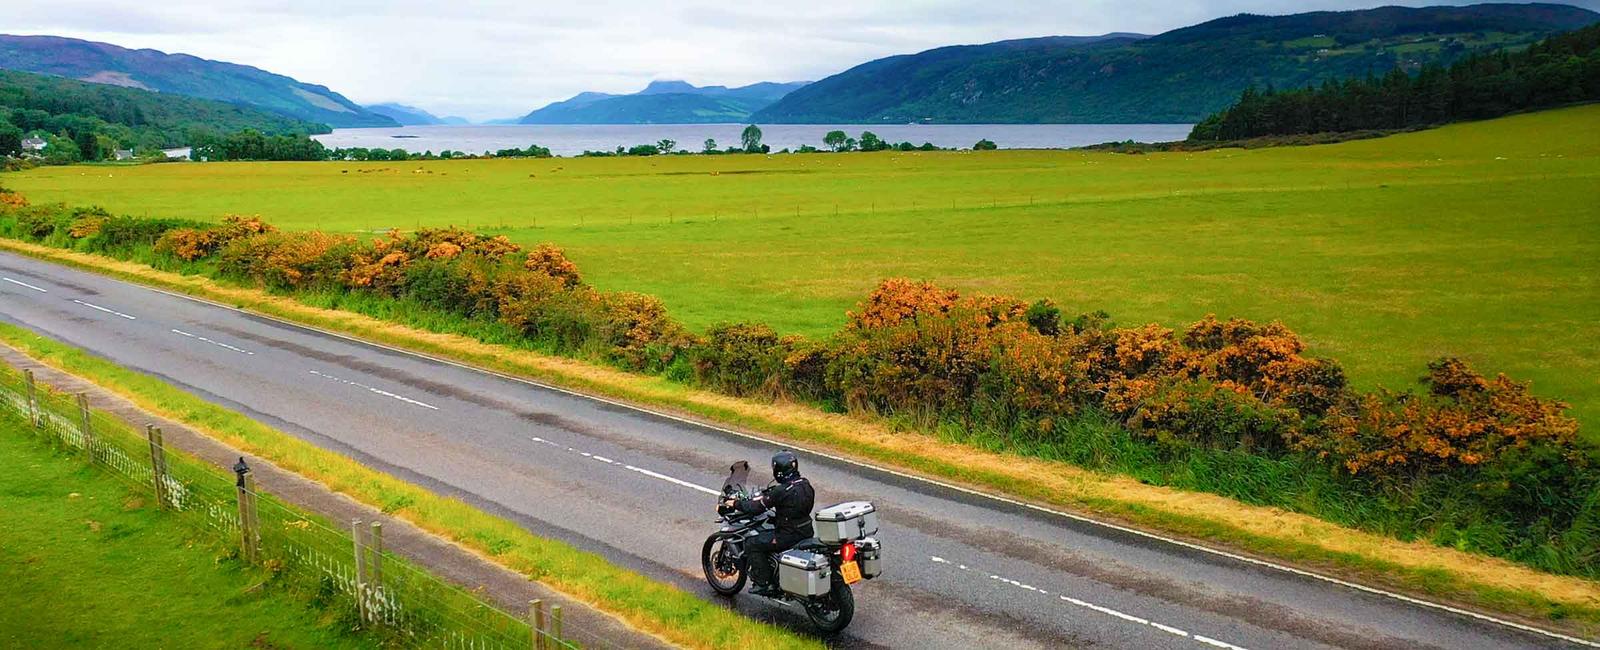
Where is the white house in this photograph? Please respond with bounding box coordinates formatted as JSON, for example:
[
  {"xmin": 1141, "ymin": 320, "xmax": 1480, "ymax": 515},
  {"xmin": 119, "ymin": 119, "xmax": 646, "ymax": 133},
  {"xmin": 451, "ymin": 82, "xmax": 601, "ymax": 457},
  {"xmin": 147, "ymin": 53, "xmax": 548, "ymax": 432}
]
[
  {"xmin": 114, "ymin": 149, "xmax": 135, "ymax": 161},
  {"xmin": 20, "ymin": 137, "xmax": 46, "ymax": 152}
]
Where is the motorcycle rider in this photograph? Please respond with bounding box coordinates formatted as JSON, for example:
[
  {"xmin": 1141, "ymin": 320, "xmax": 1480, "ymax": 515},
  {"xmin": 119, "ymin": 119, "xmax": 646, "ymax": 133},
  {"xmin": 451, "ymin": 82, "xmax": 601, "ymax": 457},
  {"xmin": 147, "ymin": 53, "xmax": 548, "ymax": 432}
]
[{"xmin": 725, "ymin": 450, "xmax": 815, "ymax": 597}]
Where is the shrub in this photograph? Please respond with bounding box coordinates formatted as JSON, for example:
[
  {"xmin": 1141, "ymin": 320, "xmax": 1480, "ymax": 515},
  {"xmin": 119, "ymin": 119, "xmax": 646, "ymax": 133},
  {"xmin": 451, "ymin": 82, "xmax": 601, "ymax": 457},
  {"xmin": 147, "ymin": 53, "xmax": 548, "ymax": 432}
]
[
  {"xmin": 1024, "ymin": 299, "xmax": 1061, "ymax": 336},
  {"xmin": 14, "ymin": 206, "xmax": 61, "ymax": 239},
  {"xmin": 494, "ymin": 270, "xmax": 600, "ymax": 349},
  {"xmin": 426, "ymin": 241, "xmax": 463, "ymax": 260},
  {"xmin": 1181, "ymin": 315, "xmax": 1348, "ymax": 414},
  {"xmin": 88, "ymin": 216, "xmax": 208, "ymax": 252},
  {"xmin": 524, "ymin": 243, "xmax": 582, "ymax": 287},
  {"xmin": 401, "ymin": 259, "xmax": 472, "ymax": 312},
  {"xmin": 829, "ymin": 299, "xmax": 999, "ymax": 417},
  {"xmin": 216, "ymin": 214, "xmax": 276, "ymax": 240},
  {"xmin": 219, "ymin": 230, "xmax": 358, "ymax": 289},
  {"xmin": 0, "ymin": 190, "xmax": 26, "ymax": 209},
  {"xmin": 846, "ymin": 278, "xmax": 958, "ymax": 330},
  {"xmin": 154, "ymin": 228, "xmax": 220, "ymax": 261},
  {"xmin": 980, "ymin": 324, "xmax": 1093, "ymax": 432},
  {"xmin": 781, "ymin": 337, "xmax": 832, "ymax": 403},
  {"xmin": 67, "ymin": 214, "xmax": 107, "ymax": 239},
  {"xmin": 1125, "ymin": 378, "xmax": 1298, "ymax": 454},
  {"xmin": 599, "ymin": 292, "xmax": 690, "ymax": 370},
  {"xmin": 694, "ymin": 323, "xmax": 789, "ymax": 397},
  {"xmin": 1304, "ymin": 358, "xmax": 1584, "ymax": 479},
  {"xmin": 346, "ymin": 250, "xmax": 411, "ymax": 294}
]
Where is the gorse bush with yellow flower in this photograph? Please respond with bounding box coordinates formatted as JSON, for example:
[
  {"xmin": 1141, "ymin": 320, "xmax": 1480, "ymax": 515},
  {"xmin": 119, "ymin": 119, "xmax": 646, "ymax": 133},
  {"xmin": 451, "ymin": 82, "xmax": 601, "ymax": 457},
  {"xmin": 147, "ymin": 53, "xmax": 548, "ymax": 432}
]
[{"xmin": 2, "ymin": 192, "xmax": 1595, "ymax": 578}]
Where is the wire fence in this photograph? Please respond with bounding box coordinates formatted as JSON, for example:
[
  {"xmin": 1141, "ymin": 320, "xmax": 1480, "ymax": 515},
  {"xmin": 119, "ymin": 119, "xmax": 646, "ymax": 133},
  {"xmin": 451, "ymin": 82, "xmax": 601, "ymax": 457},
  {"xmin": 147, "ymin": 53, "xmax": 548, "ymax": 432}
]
[{"xmin": 0, "ymin": 365, "xmax": 591, "ymax": 650}]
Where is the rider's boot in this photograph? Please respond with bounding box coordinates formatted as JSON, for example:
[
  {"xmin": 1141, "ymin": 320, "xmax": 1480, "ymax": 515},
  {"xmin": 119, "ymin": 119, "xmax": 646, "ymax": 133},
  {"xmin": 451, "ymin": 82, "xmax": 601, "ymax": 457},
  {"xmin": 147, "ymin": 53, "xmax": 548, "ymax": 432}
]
[{"xmin": 749, "ymin": 554, "xmax": 782, "ymax": 597}]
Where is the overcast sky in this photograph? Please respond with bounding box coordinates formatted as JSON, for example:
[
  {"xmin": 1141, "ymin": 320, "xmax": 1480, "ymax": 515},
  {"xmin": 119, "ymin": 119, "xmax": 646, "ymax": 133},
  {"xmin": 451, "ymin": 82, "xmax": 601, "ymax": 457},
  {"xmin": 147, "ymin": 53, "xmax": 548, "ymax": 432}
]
[{"xmin": 8, "ymin": 0, "xmax": 1597, "ymax": 120}]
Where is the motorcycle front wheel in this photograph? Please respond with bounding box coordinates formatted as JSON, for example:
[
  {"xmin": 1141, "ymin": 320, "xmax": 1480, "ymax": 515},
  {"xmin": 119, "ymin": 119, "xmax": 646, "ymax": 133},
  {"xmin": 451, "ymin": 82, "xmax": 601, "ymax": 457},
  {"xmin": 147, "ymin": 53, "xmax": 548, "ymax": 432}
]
[
  {"xmin": 702, "ymin": 535, "xmax": 747, "ymax": 596},
  {"xmin": 805, "ymin": 575, "xmax": 855, "ymax": 634}
]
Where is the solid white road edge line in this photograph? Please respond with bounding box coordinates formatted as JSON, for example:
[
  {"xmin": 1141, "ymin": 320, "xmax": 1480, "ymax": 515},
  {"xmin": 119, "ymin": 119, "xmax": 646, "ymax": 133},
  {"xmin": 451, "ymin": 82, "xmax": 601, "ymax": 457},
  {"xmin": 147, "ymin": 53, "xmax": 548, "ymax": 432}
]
[
  {"xmin": 72, "ymin": 299, "xmax": 136, "ymax": 320},
  {"xmin": 61, "ymin": 260, "xmax": 1598, "ymax": 648},
  {"xmin": 2, "ymin": 277, "xmax": 47, "ymax": 292}
]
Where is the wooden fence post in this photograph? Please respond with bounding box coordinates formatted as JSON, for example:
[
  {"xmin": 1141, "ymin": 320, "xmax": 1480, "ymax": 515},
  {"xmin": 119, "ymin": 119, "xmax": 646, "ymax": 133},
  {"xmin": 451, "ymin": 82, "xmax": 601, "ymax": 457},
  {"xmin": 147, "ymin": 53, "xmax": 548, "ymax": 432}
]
[
  {"xmin": 529, "ymin": 599, "xmax": 546, "ymax": 650},
  {"xmin": 246, "ymin": 473, "xmax": 261, "ymax": 557},
  {"xmin": 146, "ymin": 425, "xmax": 168, "ymax": 509},
  {"xmin": 24, "ymin": 369, "xmax": 38, "ymax": 428},
  {"xmin": 352, "ymin": 519, "xmax": 369, "ymax": 626},
  {"xmin": 368, "ymin": 521, "xmax": 384, "ymax": 590},
  {"xmin": 76, "ymin": 393, "xmax": 95, "ymax": 461},
  {"xmin": 236, "ymin": 471, "xmax": 259, "ymax": 563},
  {"xmin": 550, "ymin": 604, "xmax": 563, "ymax": 648}
]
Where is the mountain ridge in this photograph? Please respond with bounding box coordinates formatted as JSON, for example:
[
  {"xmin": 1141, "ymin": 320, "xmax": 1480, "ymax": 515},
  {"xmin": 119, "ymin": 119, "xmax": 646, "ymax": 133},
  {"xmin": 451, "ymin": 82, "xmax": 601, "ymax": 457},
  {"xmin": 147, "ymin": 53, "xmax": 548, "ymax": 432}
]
[
  {"xmin": 519, "ymin": 80, "xmax": 808, "ymax": 124},
  {"xmin": 753, "ymin": 3, "xmax": 1600, "ymax": 124},
  {"xmin": 0, "ymin": 34, "xmax": 398, "ymax": 128},
  {"xmin": 365, "ymin": 102, "xmax": 470, "ymax": 125}
]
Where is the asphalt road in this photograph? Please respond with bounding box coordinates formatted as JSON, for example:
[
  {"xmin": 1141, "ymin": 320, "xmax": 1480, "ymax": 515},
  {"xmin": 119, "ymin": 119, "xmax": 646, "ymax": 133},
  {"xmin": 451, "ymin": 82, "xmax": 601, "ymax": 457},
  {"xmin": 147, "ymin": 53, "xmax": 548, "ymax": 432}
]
[{"xmin": 0, "ymin": 249, "xmax": 1588, "ymax": 650}]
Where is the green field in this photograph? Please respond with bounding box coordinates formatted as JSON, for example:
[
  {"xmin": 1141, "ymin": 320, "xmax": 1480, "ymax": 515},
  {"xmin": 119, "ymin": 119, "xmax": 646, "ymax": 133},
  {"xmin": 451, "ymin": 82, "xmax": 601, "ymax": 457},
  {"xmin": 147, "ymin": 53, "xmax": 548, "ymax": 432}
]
[
  {"xmin": 7, "ymin": 105, "xmax": 1599, "ymax": 426},
  {"xmin": 0, "ymin": 421, "xmax": 370, "ymax": 649}
]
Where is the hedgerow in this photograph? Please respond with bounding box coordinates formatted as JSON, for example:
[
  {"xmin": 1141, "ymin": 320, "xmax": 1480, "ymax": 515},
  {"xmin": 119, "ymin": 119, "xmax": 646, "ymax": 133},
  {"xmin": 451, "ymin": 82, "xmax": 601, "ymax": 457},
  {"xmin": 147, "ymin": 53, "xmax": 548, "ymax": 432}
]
[{"xmin": 1, "ymin": 195, "xmax": 1594, "ymax": 578}]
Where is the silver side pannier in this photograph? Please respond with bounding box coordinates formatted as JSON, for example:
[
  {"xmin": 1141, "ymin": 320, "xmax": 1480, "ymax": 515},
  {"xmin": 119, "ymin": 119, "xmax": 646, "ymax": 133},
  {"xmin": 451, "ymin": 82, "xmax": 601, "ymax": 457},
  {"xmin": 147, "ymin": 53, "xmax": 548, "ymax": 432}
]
[
  {"xmin": 814, "ymin": 501, "xmax": 878, "ymax": 543},
  {"xmin": 856, "ymin": 537, "xmax": 882, "ymax": 579},
  {"xmin": 778, "ymin": 550, "xmax": 833, "ymax": 596}
]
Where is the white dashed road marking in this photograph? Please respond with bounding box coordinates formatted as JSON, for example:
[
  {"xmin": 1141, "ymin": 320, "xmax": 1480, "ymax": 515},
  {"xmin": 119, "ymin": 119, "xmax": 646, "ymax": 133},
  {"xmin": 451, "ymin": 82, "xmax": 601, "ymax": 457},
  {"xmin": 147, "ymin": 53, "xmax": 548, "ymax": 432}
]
[
  {"xmin": 529, "ymin": 435, "xmax": 722, "ymax": 496},
  {"xmin": 171, "ymin": 329, "xmax": 254, "ymax": 355},
  {"xmin": 308, "ymin": 369, "xmax": 439, "ymax": 410},
  {"xmin": 623, "ymin": 464, "xmax": 722, "ymax": 496},
  {"xmin": 72, "ymin": 299, "xmax": 136, "ymax": 320},
  {"xmin": 930, "ymin": 555, "xmax": 1249, "ymax": 650},
  {"xmin": 1194, "ymin": 635, "xmax": 1249, "ymax": 650},
  {"xmin": 2, "ymin": 277, "xmax": 47, "ymax": 292}
]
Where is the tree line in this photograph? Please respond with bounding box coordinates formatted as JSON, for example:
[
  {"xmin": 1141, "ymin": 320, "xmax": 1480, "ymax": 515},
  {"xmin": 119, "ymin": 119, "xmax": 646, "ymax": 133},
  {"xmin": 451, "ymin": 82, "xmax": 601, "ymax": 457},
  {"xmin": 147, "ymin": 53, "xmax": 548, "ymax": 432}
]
[
  {"xmin": 12, "ymin": 117, "xmax": 1007, "ymax": 165},
  {"xmin": 0, "ymin": 68, "xmax": 325, "ymax": 163},
  {"xmin": 1190, "ymin": 23, "xmax": 1600, "ymax": 141},
  {"xmin": 578, "ymin": 125, "xmax": 988, "ymax": 157}
]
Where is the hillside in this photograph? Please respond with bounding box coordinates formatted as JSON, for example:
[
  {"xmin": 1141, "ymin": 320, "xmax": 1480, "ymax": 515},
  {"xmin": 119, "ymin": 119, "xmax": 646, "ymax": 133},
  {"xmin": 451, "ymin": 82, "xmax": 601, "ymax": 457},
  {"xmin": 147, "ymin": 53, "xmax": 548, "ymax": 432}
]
[
  {"xmin": 0, "ymin": 68, "xmax": 327, "ymax": 158},
  {"xmin": 1191, "ymin": 22, "xmax": 1600, "ymax": 140},
  {"xmin": 0, "ymin": 35, "xmax": 397, "ymax": 128},
  {"xmin": 365, "ymin": 102, "xmax": 469, "ymax": 125},
  {"xmin": 754, "ymin": 3, "xmax": 1599, "ymax": 123},
  {"xmin": 519, "ymin": 80, "xmax": 807, "ymax": 124}
]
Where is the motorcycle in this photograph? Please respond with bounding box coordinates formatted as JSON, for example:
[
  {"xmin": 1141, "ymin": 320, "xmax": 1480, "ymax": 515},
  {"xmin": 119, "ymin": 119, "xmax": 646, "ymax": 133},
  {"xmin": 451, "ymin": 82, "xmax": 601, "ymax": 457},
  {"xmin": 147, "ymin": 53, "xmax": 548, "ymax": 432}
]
[{"xmin": 701, "ymin": 461, "xmax": 882, "ymax": 633}]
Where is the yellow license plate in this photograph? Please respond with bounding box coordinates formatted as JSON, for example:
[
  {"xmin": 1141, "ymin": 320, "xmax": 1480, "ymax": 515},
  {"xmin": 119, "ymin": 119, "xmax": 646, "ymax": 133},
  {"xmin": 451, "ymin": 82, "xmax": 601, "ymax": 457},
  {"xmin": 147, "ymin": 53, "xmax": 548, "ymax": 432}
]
[{"xmin": 840, "ymin": 561, "xmax": 863, "ymax": 584}]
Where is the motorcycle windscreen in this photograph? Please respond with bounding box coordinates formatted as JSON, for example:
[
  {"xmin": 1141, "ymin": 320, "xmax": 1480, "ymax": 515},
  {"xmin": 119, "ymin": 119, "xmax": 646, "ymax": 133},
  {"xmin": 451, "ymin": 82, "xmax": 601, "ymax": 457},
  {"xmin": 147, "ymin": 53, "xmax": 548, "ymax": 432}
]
[{"xmin": 723, "ymin": 460, "xmax": 751, "ymax": 495}]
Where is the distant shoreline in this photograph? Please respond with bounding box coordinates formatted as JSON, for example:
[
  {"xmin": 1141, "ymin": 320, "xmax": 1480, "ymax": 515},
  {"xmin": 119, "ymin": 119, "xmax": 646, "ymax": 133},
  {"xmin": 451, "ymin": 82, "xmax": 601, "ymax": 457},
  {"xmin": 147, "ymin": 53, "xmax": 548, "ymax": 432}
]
[{"xmin": 313, "ymin": 122, "xmax": 1195, "ymax": 157}]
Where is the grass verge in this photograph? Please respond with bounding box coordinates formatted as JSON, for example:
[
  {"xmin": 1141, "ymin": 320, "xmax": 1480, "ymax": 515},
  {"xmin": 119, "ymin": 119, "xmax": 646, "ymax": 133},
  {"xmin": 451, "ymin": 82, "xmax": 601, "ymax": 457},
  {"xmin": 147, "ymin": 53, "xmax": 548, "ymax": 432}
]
[
  {"xmin": 0, "ymin": 316, "xmax": 818, "ymax": 650},
  {"xmin": 0, "ymin": 414, "xmax": 372, "ymax": 649},
  {"xmin": 2, "ymin": 238, "xmax": 1598, "ymax": 635}
]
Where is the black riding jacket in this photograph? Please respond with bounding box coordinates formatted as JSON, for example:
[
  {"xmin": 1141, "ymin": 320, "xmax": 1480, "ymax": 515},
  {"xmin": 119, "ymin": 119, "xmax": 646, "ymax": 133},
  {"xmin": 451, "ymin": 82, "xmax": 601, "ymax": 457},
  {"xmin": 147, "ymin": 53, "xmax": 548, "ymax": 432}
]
[{"xmin": 737, "ymin": 476, "xmax": 815, "ymax": 538}]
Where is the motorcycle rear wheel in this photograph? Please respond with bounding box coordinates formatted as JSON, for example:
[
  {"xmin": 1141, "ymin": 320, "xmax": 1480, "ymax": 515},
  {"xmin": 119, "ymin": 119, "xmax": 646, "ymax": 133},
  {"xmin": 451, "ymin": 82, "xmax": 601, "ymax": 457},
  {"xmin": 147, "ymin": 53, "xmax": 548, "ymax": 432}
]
[
  {"xmin": 702, "ymin": 535, "xmax": 747, "ymax": 596},
  {"xmin": 805, "ymin": 575, "xmax": 855, "ymax": 634}
]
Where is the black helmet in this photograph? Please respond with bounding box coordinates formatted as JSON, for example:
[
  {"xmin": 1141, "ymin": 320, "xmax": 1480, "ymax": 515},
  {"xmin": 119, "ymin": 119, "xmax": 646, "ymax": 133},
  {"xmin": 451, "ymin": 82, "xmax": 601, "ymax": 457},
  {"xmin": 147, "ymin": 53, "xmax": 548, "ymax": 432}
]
[{"xmin": 772, "ymin": 450, "xmax": 800, "ymax": 481}]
